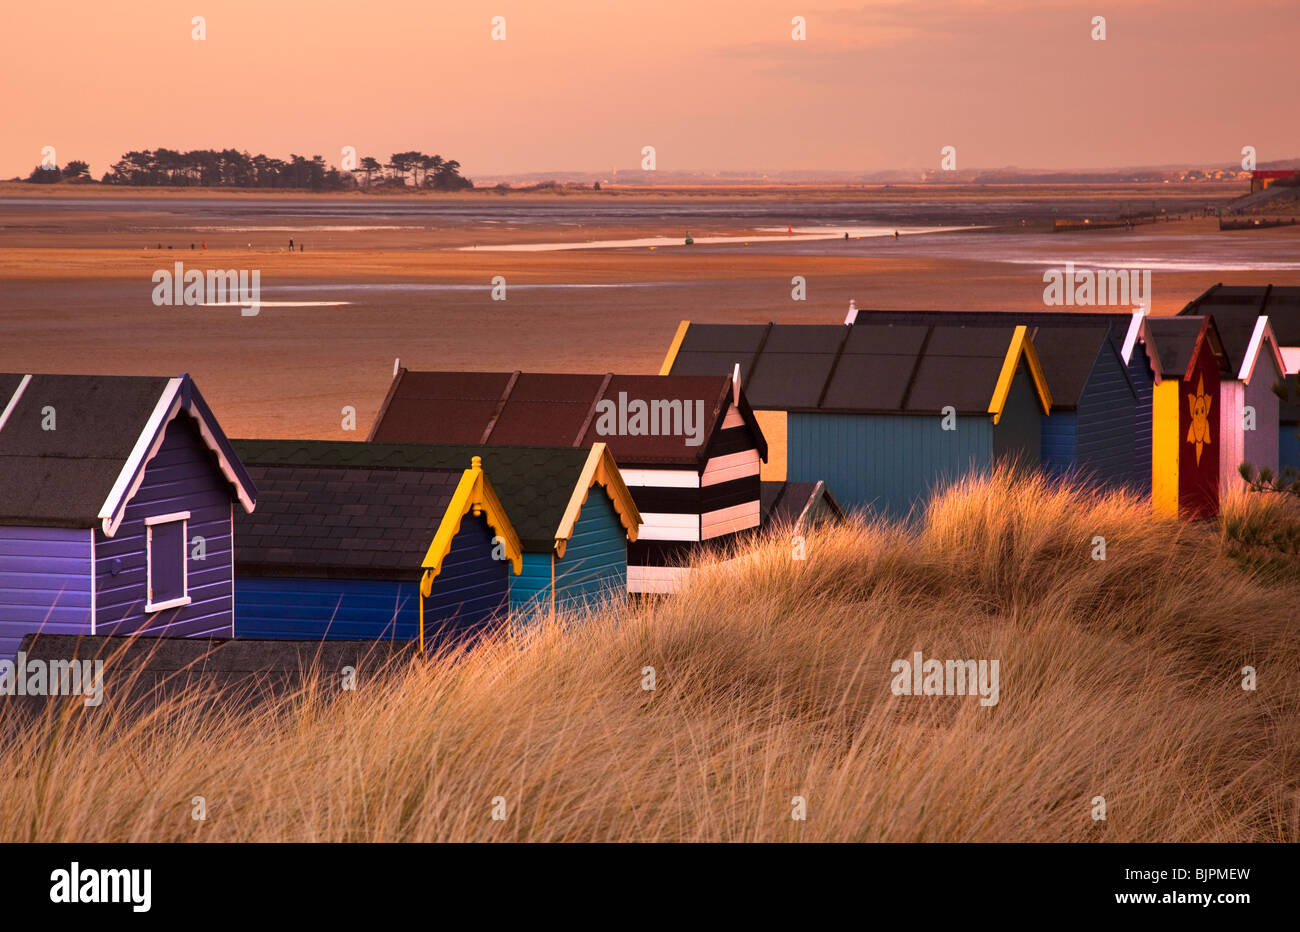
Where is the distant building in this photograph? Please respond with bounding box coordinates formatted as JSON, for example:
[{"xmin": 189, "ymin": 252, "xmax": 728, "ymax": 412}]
[{"xmin": 1250, "ymin": 170, "xmax": 1298, "ymax": 193}]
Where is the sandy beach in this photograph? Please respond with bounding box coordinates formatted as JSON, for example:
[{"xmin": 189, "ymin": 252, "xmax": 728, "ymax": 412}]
[{"xmin": 3, "ymin": 184, "xmax": 1298, "ymax": 439}]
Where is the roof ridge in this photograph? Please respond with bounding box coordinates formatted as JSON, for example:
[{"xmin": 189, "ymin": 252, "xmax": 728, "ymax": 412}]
[
  {"xmin": 815, "ymin": 325, "xmax": 854, "ymax": 409},
  {"xmin": 479, "ymin": 370, "xmax": 520, "ymax": 445},
  {"xmin": 573, "ymin": 373, "xmax": 614, "ymax": 446},
  {"xmin": 897, "ymin": 325, "xmax": 934, "ymax": 411}
]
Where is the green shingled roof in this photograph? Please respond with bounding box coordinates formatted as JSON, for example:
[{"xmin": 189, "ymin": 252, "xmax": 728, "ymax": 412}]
[{"xmin": 232, "ymin": 440, "xmax": 600, "ymax": 552}]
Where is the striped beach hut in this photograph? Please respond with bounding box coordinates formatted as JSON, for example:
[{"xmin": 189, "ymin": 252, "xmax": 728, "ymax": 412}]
[
  {"xmin": 367, "ymin": 370, "xmax": 767, "ymax": 594},
  {"xmin": 0, "ymin": 373, "xmax": 257, "ymax": 659},
  {"xmin": 660, "ymin": 322, "xmax": 1052, "ymax": 515},
  {"xmin": 1141, "ymin": 317, "xmax": 1231, "ymax": 518},
  {"xmin": 231, "ymin": 440, "xmax": 521, "ymax": 646},
  {"xmin": 1179, "ymin": 284, "xmax": 1300, "ymax": 472}
]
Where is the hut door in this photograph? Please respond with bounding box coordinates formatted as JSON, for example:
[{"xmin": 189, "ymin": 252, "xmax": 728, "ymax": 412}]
[{"xmin": 1178, "ymin": 342, "xmax": 1220, "ymax": 519}]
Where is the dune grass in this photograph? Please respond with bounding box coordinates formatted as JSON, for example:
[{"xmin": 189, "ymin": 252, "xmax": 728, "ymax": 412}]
[{"xmin": 2, "ymin": 469, "xmax": 1297, "ymax": 842}]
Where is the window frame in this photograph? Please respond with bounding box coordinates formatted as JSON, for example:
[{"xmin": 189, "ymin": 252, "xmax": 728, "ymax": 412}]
[{"xmin": 145, "ymin": 511, "xmax": 192, "ymax": 612}]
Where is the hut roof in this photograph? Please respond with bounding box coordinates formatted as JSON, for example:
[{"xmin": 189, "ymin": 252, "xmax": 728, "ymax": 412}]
[
  {"xmin": 368, "ymin": 370, "xmax": 766, "ymax": 466},
  {"xmin": 1176, "ymin": 284, "xmax": 1297, "ymax": 380},
  {"xmin": 663, "ymin": 321, "xmax": 1052, "ymax": 419},
  {"xmin": 1141, "ymin": 317, "xmax": 1230, "ymax": 382},
  {"xmin": 835, "ymin": 309, "xmax": 1139, "ymax": 409},
  {"xmin": 232, "ymin": 439, "xmax": 638, "ymax": 556},
  {"xmin": 760, "ymin": 480, "xmax": 845, "ymax": 528},
  {"xmin": 232, "ymin": 443, "xmax": 464, "ymax": 579},
  {"xmin": 0, "ymin": 372, "xmax": 255, "ymax": 533}
]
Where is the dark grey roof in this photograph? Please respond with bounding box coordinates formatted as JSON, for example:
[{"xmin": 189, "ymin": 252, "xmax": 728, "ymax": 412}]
[
  {"xmin": 844, "ymin": 310, "xmax": 1134, "ymax": 409},
  {"xmin": 674, "ymin": 322, "xmax": 1030, "ymax": 415},
  {"xmin": 1178, "ymin": 284, "xmax": 1300, "ymax": 348},
  {"xmin": 761, "ymin": 480, "xmax": 845, "ymax": 527},
  {"xmin": 1144, "ymin": 317, "xmax": 1228, "ymax": 378},
  {"xmin": 234, "ymin": 439, "xmax": 597, "ymax": 553},
  {"xmin": 232, "ymin": 440, "xmax": 466, "ymax": 579},
  {"xmin": 0, "ymin": 373, "xmax": 172, "ymax": 526}
]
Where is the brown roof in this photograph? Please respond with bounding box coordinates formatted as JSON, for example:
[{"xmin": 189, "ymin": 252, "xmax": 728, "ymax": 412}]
[{"xmin": 370, "ymin": 370, "xmax": 767, "ymax": 466}]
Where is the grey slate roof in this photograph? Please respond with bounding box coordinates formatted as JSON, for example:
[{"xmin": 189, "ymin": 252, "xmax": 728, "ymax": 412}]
[
  {"xmin": 232, "ymin": 441, "xmax": 465, "ymax": 579},
  {"xmin": 1143, "ymin": 317, "xmax": 1228, "ymax": 378},
  {"xmin": 1178, "ymin": 284, "xmax": 1300, "ymax": 348},
  {"xmin": 232, "ymin": 440, "xmax": 600, "ymax": 557},
  {"xmin": 0, "ymin": 373, "xmax": 186, "ymax": 527},
  {"xmin": 845, "ymin": 310, "xmax": 1134, "ymax": 409},
  {"xmin": 673, "ymin": 322, "xmax": 1029, "ymax": 415}
]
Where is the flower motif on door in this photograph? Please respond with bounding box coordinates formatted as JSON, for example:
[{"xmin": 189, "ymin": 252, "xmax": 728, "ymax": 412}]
[{"xmin": 1186, "ymin": 375, "xmax": 1213, "ymax": 465}]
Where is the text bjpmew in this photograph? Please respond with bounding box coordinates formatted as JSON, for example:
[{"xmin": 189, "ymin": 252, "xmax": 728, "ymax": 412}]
[{"xmin": 152, "ymin": 261, "xmax": 261, "ymax": 316}]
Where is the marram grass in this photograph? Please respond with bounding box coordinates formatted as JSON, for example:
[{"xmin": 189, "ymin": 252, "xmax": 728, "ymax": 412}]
[{"xmin": 2, "ymin": 469, "xmax": 1297, "ymax": 842}]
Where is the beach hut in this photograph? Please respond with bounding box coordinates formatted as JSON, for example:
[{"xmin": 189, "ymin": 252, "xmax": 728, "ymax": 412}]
[
  {"xmin": 760, "ymin": 480, "xmax": 845, "ymax": 529},
  {"xmin": 416, "ymin": 444, "xmax": 640, "ymax": 619},
  {"xmin": 660, "ymin": 322, "xmax": 1052, "ymax": 515},
  {"xmin": 0, "ymin": 372, "xmax": 257, "ymax": 660},
  {"xmin": 846, "ymin": 311, "xmax": 1151, "ymax": 491},
  {"xmin": 1141, "ymin": 317, "xmax": 1231, "ymax": 518},
  {"xmin": 665, "ymin": 313, "xmax": 1153, "ymax": 494},
  {"xmin": 231, "ymin": 440, "xmax": 521, "ymax": 647},
  {"xmin": 367, "ymin": 370, "xmax": 767, "ymax": 594},
  {"xmin": 1179, "ymin": 284, "xmax": 1300, "ymax": 471}
]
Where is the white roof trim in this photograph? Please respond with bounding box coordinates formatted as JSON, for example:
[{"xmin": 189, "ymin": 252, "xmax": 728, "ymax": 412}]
[
  {"xmin": 1238, "ymin": 316, "xmax": 1268, "ymax": 382},
  {"xmin": 98, "ymin": 378, "xmax": 183, "ymax": 537},
  {"xmin": 0, "ymin": 374, "xmax": 32, "ymax": 434},
  {"xmin": 1120, "ymin": 309, "xmax": 1145, "ymax": 365},
  {"xmin": 182, "ymin": 393, "xmax": 256, "ymax": 515},
  {"xmin": 96, "ymin": 377, "xmax": 257, "ymax": 536}
]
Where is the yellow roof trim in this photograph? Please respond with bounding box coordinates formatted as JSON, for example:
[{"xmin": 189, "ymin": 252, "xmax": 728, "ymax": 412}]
[
  {"xmin": 988, "ymin": 325, "xmax": 1053, "ymax": 425},
  {"xmin": 420, "ymin": 456, "xmax": 522, "ymax": 596},
  {"xmin": 659, "ymin": 320, "xmax": 691, "ymax": 375},
  {"xmin": 553, "ymin": 443, "xmax": 642, "ymax": 559}
]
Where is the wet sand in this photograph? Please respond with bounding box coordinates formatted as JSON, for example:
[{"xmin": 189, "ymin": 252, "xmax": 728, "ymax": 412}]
[{"xmin": 2, "ymin": 185, "xmax": 1298, "ymax": 439}]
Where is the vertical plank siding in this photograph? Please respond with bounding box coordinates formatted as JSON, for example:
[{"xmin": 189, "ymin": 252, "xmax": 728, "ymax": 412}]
[
  {"xmin": 787, "ymin": 411, "xmax": 994, "ymax": 517},
  {"xmin": 991, "ymin": 366, "xmax": 1043, "ymax": 467},
  {"xmin": 1218, "ymin": 382, "xmax": 1246, "ymax": 497},
  {"xmin": 95, "ymin": 415, "xmax": 235, "ymax": 639},
  {"xmin": 1242, "ymin": 361, "xmax": 1282, "ymax": 486},
  {"xmin": 1075, "ymin": 347, "xmax": 1139, "ymax": 490},
  {"xmin": 0, "ymin": 526, "xmax": 93, "ymax": 660},
  {"xmin": 1040, "ymin": 413, "xmax": 1078, "ymax": 480},
  {"xmin": 1127, "ymin": 349, "xmax": 1155, "ymax": 496}
]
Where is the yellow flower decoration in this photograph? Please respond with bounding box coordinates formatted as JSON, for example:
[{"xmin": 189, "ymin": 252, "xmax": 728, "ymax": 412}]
[{"xmin": 1186, "ymin": 375, "xmax": 1213, "ymax": 465}]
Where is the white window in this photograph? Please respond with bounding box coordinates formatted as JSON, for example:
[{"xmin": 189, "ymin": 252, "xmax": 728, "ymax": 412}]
[{"xmin": 145, "ymin": 511, "xmax": 191, "ymax": 612}]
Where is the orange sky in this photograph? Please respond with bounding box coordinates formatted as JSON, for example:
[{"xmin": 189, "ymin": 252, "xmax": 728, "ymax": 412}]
[{"xmin": 3, "ymin": 0, "xmax": 1297, "ymax": 180}]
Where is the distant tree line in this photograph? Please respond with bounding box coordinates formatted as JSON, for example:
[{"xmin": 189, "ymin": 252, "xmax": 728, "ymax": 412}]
[{"xmin": 22, "ymin": 149, "xmax": 473, "ymax": 191}]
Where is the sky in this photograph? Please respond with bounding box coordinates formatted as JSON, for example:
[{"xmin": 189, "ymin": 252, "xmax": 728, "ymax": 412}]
[{"xmin": 2, "ymin": 0, "xmax": 1298, "ymax": 181}]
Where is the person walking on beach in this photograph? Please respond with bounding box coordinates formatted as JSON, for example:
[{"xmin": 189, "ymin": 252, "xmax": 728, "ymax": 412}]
[{"xmin": 289, "ymin": 238, "xmax": 295, "ymax": 252}]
